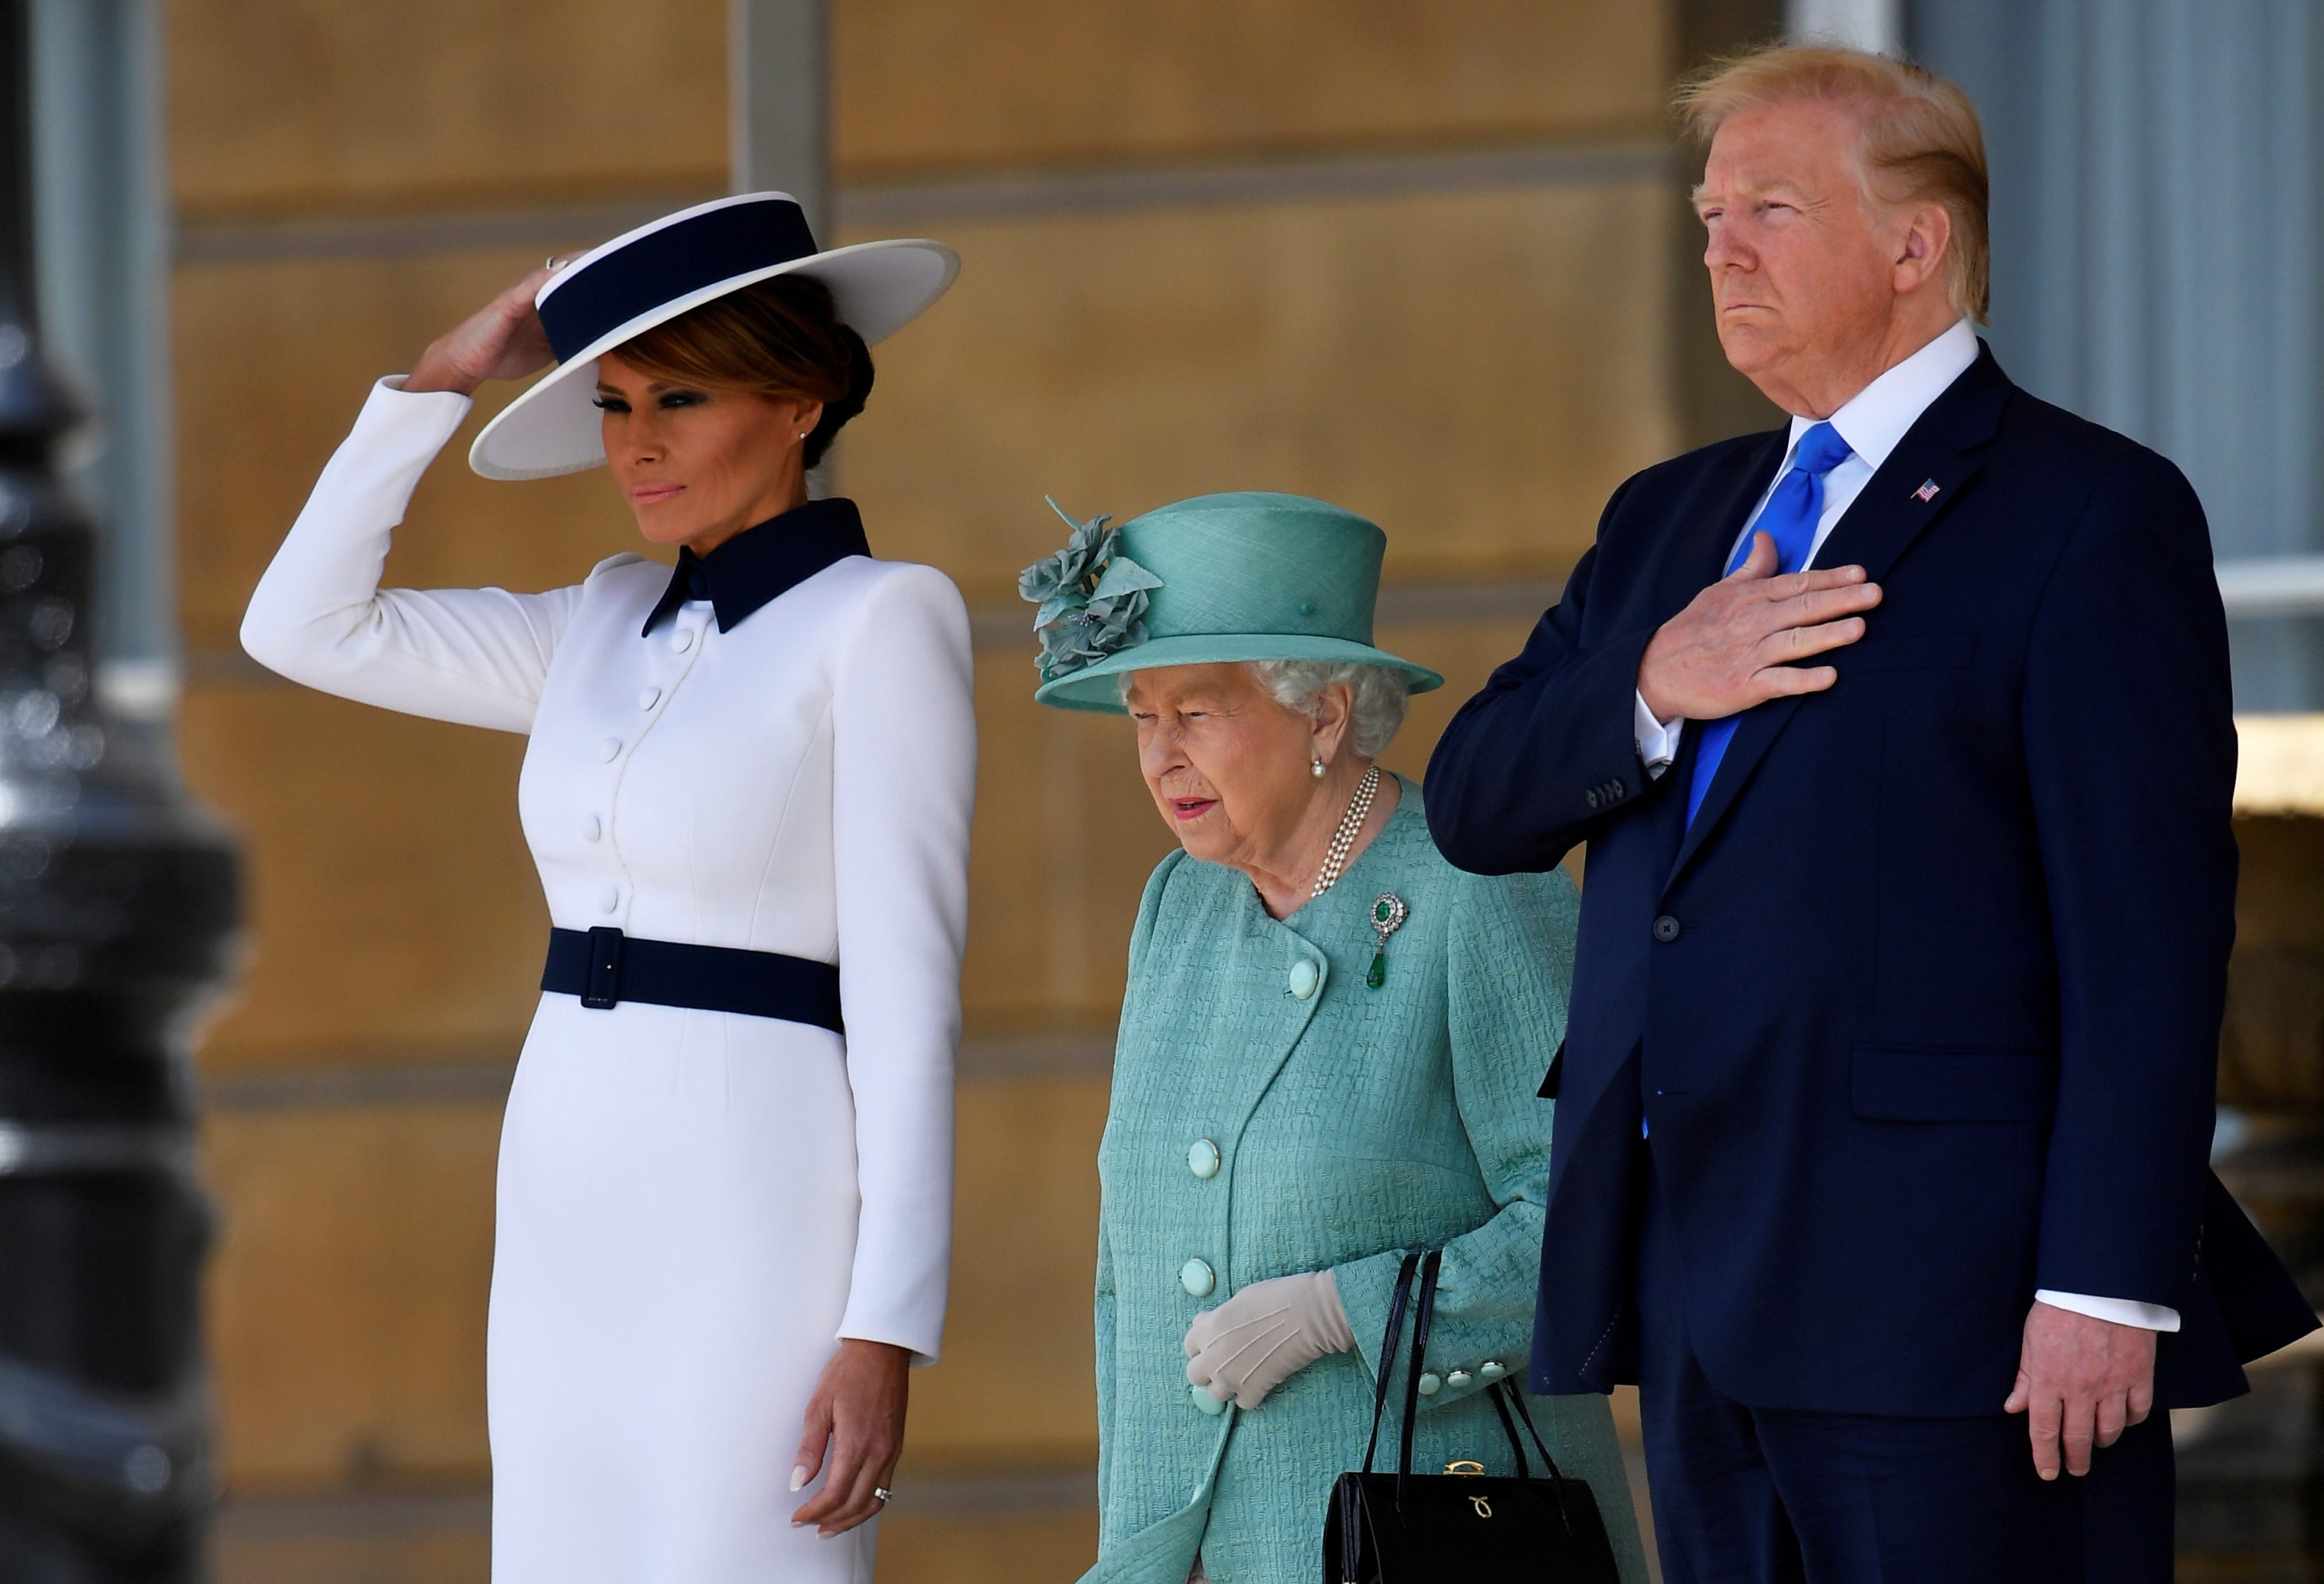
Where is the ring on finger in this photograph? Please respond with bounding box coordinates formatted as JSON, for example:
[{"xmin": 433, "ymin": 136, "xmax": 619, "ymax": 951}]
[{"xmin": 873, "ymin": 1486, "xmax": 893, "ymax": 1503}]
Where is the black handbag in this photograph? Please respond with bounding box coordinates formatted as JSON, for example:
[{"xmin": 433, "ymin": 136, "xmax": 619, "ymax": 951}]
[{"xmin": 1322, "ymin": 1250, "xmax": 1622, "ymax": 1584}]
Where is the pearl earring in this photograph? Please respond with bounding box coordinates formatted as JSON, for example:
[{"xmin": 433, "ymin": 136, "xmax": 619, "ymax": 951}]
[{"xmin": 1312, "ymin": 758, "xmax": 1326, "ymax": 778}]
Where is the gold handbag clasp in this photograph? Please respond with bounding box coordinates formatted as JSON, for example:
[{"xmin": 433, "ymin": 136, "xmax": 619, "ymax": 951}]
[{"xmin": 1445, "ymin": 1462, "xmax": 1493, "ymax": 1517}]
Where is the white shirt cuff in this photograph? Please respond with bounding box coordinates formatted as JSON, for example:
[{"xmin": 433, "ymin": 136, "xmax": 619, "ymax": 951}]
[
  {"xmin": 2035, "ymin": 1289, "xmax": 2181, "ymax": 1332},
  {"xmin": 1635, "ymin": 691, "xmax": 1682, "ymax": 779}
]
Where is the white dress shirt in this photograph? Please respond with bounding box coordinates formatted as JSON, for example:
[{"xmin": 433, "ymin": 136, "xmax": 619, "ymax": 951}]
[{"xmin": 1629, "ymin": 320, "xmax": 2178, "ymax": 1334}]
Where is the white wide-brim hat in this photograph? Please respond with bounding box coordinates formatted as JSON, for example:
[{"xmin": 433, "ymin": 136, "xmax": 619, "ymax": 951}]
[{"xmin": 468, "ymin": 191, "xmax": 958, "ymax": 481}]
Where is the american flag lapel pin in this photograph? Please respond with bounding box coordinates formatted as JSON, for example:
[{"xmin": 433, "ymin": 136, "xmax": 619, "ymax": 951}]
[{"xmin": 1913, "ymin": 478, "xmax": 1941, "ymax": 502}]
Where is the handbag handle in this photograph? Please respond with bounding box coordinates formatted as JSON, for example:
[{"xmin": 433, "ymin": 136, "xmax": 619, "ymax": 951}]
[
  {"xmin": 1356, "ymin": 1249, "xmax": 1424, "ymax": 1478},
  {"xmin": 1393, "ymin": 1249, "xmax": 1446, "ymax": 1512},
  {"xmin": 1488, "ymin": 1380, "xmax": 1578, "ymax": 1536},
  {"xmin": 1487, "ymin": 1380, "xmax": 1566, "ymax": 1481},
  {"xmin": 1346, "ymin": 1250, "xmax": 1424, "ymax": 1576},
  {"xmin": 1360, "ymin": 1249, "xmax": 1575, "ymax": 1521}
]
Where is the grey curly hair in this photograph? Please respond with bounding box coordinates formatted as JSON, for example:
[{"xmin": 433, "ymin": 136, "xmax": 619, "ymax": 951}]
[{"xmin": 1250, "ymin": 659, "xmax": 1409, "ymax": 758}]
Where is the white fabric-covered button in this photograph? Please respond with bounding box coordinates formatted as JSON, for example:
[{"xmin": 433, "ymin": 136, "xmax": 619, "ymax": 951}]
[
  {"xmin": 638, "ymin": 688, "xmax": 660, "ymax": 710},
  {"xmin": 597, "ymin": 885, "xmax": 619, "ymax": 914},
  {"xmin": 1180, "ymin": 1258, "xmax": 1215, "ymax": 1298},
  {"xmin": 1191, "ymin": 1383, "xmax": 1228, "ymax": 1416},
  {"xmin": 1477, "ymin": 1361, "xmax": 1507, "ymax": 1381},
  {"xmin": 671, "ymin": 628, "xmax": 695, "ymax": 654},
  {"xmin": 599, "ymin": 737, "xmax": 622, "ymax": 762},
  {"xmin": 581, "ymin": 814, "xmax": 602, "ymax": 842},
  {"xmin": 1187, "ymin": 1139, "xmax": 1220, "ymax": 1179},
  {"xmin": 1416, "ymin": 1372, "xmax": 1442, "ymax": 1396},
  {"xmin": 1287, "ymin": 959, "xmax": 1319, "ymax": 1000},
  {"xmin": 1446, "ymin": 1369, "xmax": 1473, "ymax": 1389}
]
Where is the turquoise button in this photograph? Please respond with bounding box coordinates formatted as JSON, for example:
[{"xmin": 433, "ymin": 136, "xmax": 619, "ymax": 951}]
[
  {"xmin": 1416, "ymin": 1372, "xmax": 1442, "ymax": 1396},
  {"xmin": 1446, "ymin": 1369, "xmax": 1473, "ymax": 1389},
  {"xmin": 1287, "ymin": 959, "xmax": 1319, "ymax": 1000},
  {"xmin": 1477, "ymin": 1360, "xmax": 1507, "ymax": 1381},
  {"xmin": 1188, "ymin": 1139, "xmax": 1221, "ymax": 1179},
  {"xmin": 1191, "ymin": 1383, "xmax": 1229, "ymax": 1416},
  {"xmin": 1180, "ymin": 1258, "xmax": 1216, "ymax": 1298}
]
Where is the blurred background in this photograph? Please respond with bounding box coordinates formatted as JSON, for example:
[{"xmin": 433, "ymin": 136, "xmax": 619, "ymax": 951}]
[{"xmin": 3, "ymin": 1, "xmax": 2322, "ymax": 1581}]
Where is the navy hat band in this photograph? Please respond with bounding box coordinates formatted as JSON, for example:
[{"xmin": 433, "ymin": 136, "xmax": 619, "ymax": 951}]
[{"xmin": 538, "ymin": 198, "xmax": 822, "ymax": 362}]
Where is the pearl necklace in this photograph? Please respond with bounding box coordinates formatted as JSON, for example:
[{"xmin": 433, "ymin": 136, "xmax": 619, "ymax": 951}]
[{"xmin": 1310, "ymin": 765, "xmax": 1381, "ymax": 901}]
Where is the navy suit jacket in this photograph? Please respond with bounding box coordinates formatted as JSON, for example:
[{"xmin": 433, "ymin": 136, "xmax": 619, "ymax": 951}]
[{"xmin": 1425, "ymin": 345, "xmax": 2316, "ymax": 1417}]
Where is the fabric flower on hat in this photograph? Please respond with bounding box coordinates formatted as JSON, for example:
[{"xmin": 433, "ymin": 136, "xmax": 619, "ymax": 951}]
[{"xmin": 1020, "ymin": 498, "xmax": 1163, "ymax": 682}]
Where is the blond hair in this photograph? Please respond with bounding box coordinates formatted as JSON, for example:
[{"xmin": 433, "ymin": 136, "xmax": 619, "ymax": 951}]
[{"xmin": 1676, "ymin": 45, "xmax": 1991, "ymax": 324}]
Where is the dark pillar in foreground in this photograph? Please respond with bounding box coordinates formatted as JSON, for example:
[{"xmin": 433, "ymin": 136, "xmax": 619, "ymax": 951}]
[{"xmin": 0, "ymin": 2, "xmax": 242, "ymax": 1578}]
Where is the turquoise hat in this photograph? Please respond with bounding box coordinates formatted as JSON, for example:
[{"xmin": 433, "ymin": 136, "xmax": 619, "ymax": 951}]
[{"xmin": 1021, "ymin": 491, "xmax": 1443, "ymax": 713}]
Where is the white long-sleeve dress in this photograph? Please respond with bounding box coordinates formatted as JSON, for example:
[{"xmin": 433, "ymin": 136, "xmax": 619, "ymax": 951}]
[{"xmin": 242, "ymin": 378, "xmax": 976, "ymax": 1582}]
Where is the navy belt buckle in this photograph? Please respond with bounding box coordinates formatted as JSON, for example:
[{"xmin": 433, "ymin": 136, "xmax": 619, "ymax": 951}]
[{"xmin": 582, "ymin": 926, "xmax": 624, "ymax": 1009}]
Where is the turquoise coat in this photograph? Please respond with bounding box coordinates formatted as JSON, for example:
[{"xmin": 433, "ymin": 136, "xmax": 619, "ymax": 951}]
[{"xmin": 1086, "ymin": 779, "xmax": 1647, "ymax": 1584}]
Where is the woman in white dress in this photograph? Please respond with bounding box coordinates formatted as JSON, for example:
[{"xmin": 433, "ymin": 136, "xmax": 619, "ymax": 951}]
[{"xmin": 240, "ymin": 194, "xmax": 976, "ymax": 1582}]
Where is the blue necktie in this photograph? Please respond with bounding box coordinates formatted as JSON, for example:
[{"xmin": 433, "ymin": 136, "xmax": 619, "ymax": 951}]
[{"xmin": 1684, "ymin": 421, "xmax": 1854, "ymax": 826}]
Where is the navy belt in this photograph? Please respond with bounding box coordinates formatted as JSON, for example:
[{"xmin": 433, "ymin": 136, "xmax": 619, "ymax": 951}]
[{"xmin": 541, "ymin": 927, "xmax": 844, "ymax": 1033}]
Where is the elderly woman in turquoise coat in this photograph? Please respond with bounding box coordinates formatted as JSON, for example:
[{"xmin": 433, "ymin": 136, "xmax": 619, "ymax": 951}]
[{"xmin": 1022, "ymin": 494, "xmax": 1647, "ymax": 1584}]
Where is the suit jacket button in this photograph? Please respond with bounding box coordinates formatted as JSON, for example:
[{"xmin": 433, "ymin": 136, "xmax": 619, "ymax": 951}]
[
  {"xmin": 1652, "ymin": 915, "xmax": 1681, "ymax": 943},
  {"xmin": 1446, "ymin": 1369, "xmax": 1473, "ymax": 1389},
  {"xmin": 1188, "ymin": 1139, "xmax": 1221, "ymax": 1179},
  {"xmin": 1477, "ymin": 1360, "xmax": 1506, "ymax": 1380},
  {"xmin": 1416, "ymin": 1372, "xmax": 1442, "ymax": 1395},
  {"xmin": 1586, "ymin": 789, "xmax": 1600, "ymax": 809},
  {"xmin": 1191, "ymin": 1383, "xmax": 1229, "ymax": 1416},
  {"xmin": 1180, "ymin": 1258, "xmax": 1216, "ymax": 1298},
  {"xmin": 1287, "ymin": 959, "xmax": 1320, "ymax": 1000}
]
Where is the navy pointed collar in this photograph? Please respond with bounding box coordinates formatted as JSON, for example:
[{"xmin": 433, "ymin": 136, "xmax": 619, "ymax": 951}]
[{"xmin": 641, "ymin": 497, "xmax": 871, "ymax": 636}]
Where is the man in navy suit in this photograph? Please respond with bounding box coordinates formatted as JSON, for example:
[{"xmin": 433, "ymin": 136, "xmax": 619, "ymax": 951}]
[{"xmin": 1425, "ymin": 45, "xmax": 2316, "ymax": 1582}]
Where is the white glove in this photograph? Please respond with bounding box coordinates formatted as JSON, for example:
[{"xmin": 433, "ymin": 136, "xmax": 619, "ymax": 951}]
[{"xmin": 1184, "ymin": 1269, "xmax": 1357, "ymax": 1410}]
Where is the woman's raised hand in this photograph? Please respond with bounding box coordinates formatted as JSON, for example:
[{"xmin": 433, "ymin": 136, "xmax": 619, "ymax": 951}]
[{"xmin": 404, "ymin": 258, "xmax": 568, "ymax": 396}]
